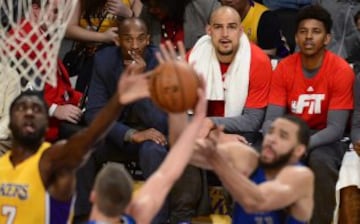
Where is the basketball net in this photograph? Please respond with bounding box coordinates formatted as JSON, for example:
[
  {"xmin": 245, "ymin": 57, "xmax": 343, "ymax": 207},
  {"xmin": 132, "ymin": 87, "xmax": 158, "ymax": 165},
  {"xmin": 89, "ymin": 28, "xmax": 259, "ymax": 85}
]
[{"xmin": 0, "ymin": 0, "xmax": 77, "ymax": 90}]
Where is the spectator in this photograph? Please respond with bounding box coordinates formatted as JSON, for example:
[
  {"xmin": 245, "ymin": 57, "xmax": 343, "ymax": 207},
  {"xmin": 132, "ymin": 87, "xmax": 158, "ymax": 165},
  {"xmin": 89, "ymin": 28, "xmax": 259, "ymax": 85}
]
[
  {"xmin": 262, "ymin": 5, "xmax": 354, "ymax": 224},
  {"xmin": 312, "ymin": 0, "xmax": 360, "ymax": 62},
  {"xmin": 261, "ymin": 0, "xmax": 311, "ymax": 10},
  {"xmin": 65, "ymin": 0, "xmax": 143, "ymax": 92},
  {"xmin": 178, "ymin": 5, "xmax": 272, "ymax": 223},
  {"xmin": 75, "ymin": 17, "xmax": 168, "ymax": 223},
  {"xmin": 191, "ymin": 6, "xmax": 272, "ymax": 144},
  {"xmin": 43, "ymin": 60, "xmax": 84, "ymax": 142},
  {"xmin": 220, "ymin": 0, "xmax": 289, "ymax": 57},
  {"xmin": 0, "ymin": 65, "xmax": 20, "ymax": 156},
  {"xmin": 7, "ymin": 0, "xmax": 84, "ymax": 143},
  {"xmin": 140, "ymin": 0, "xmax": 220, "ymax": 50},
  {"xmin": 333, "ymin": 72, "xmax": 360, "ymax": 224}
]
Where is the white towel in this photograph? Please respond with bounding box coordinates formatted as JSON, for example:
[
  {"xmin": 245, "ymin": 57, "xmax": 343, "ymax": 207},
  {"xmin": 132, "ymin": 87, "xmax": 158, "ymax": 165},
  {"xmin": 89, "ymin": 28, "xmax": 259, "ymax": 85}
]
[
  {"xmin": 188, "ymin": 34, "xmax": 251, "ymax": 117},
  {"xmin": 333, "ymin": 149, "xmax": 360, "ymax": 224}
]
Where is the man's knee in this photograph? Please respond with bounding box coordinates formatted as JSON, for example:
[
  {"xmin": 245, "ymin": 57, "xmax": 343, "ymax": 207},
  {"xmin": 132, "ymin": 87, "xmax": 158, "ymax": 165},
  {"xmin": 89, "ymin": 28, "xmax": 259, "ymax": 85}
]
[{"xmin": 138, "ymin": 141, "xmax": 167, "ymax": 177}]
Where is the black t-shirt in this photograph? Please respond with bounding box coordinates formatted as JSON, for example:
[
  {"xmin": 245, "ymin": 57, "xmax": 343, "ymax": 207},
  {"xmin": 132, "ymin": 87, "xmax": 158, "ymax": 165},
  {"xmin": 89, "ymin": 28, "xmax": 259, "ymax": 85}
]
[{"xmin": 257, "ymin": 11, "xmax": 289, "ymax": 57}]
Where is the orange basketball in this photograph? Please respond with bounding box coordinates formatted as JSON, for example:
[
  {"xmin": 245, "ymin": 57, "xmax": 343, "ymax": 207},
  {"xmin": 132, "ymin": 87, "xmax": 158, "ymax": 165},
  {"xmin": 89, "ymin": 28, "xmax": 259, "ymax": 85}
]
[{"xmin": 150, "ymin": 61, "xmax": 199, "ymax": 113}]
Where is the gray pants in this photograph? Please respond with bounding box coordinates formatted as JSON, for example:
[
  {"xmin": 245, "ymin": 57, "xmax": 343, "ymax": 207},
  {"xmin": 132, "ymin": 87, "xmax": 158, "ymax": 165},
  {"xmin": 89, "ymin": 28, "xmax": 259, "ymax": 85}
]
[
  {"xmin": 307, "ymin": 142, "xmax": 347, "ymax": 224},
  {"xmin": 169, "ymin": 166, "xmax": 210, "ymax": 224}
]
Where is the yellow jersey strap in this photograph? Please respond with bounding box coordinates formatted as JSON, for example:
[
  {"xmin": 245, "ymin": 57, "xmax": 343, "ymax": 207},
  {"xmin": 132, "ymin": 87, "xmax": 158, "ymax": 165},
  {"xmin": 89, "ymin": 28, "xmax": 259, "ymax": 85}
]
[{"xmin": 242, "ymin": 2, "xmax": 268, "ymax": 44}]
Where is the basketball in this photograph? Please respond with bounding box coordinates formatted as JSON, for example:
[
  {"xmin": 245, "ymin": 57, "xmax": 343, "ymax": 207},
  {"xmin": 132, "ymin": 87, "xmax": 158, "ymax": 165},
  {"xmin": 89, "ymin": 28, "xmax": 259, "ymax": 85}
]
[{"xmin": 150, "ymin": 61, "xmax": 199, "ymax": 113}]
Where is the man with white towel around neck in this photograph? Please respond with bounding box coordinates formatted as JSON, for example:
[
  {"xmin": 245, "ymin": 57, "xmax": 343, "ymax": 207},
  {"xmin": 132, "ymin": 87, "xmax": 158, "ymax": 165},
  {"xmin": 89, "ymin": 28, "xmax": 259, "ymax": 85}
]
[
  {"xmin": 188, "ymin": 5, "xmax": 272, "ymax": 144},
  {"xmin": 173, "ymin": 6, "xmax": 272, "ymax": 222}
]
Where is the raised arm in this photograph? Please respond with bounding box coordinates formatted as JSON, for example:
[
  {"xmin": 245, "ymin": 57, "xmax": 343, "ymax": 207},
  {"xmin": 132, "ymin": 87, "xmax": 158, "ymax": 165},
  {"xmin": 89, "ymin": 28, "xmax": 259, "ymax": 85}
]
[
  {"xmin": 126, "ymin": 85, "xmax": 207, "ymax": 224},
  {"xmin": 40, "ymin": 65, "xmax": 150, "ymax": 186},
  {"xmin": 209, "ymin": 150, "xmax": 314, "ymax": 220},
  {"xmin": 191, "ymin": 132, "xmax": 259, "ymax": 176}
]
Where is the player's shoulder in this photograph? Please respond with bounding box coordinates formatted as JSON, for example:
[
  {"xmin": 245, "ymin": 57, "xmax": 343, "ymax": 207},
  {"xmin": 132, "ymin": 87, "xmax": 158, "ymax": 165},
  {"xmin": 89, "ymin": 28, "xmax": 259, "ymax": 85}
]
[{"xmin": 280, "ymin": 164, "xmax": 314, "ymax": 182}]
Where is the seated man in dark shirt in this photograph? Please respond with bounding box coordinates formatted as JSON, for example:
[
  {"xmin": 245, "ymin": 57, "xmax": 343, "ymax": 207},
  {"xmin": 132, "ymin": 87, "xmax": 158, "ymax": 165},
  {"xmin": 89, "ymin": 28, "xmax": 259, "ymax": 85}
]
[{"xmin": 75, "ymin": 17, "xmax": 169, "ymax": 224}]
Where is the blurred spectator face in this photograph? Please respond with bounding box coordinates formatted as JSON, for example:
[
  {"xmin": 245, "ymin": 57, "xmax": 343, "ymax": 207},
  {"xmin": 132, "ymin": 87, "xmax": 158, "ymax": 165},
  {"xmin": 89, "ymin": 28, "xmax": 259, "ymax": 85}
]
[
  {"xmin": 295, "ymin": 19, "xmax": 330, "ymax": 57},
  {"xmin": 31, "ymin": 0, "xmax": 59, "ymax": 30},
  {"xmin": 118, "ymin": 20, "xmax": 150, "ymax": 60},
  {"xmin": 207, "ymin": 7, "xmax": 243, "ymax": 59},
  {"xmin": 147, "ymin": 0, "xmax": 168, "ymax": 20}
]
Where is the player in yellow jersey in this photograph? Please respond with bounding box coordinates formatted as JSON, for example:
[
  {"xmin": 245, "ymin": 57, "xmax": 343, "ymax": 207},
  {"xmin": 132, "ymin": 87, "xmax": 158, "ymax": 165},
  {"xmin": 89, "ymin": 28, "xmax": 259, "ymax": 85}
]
[{"xmin": 0, "ymin": 64, "xmax": 151, "ymax": 224}]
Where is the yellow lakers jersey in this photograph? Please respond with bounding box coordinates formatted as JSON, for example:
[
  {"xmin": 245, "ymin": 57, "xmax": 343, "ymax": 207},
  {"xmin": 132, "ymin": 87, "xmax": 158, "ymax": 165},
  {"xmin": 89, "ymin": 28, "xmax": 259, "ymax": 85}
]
[
  {"xmin": 242, "ymin": 2, "xmax": 268, "ymax": 44},
  {"xmin": 80, "ymin": 0, "xmax": 132, "ymax": 33},
  {"xmin": 0, "ymin": 142, "xmax": 73, "ymax": 224}
]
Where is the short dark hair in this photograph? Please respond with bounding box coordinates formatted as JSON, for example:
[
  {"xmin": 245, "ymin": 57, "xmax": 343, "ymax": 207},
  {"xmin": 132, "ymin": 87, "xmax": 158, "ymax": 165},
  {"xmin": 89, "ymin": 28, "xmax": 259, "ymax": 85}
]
[
  {"xmin": 117, "ymin": 17, "xmax": 148, "ymax": 35},
  {"xmin": 281, "ymin": 115, "xmax": 310, "ymax": 149},
  {"xmin": 10, "ymin": 90, "xmax": 48, "ymax": 115},
  {"xmin": 296, "ymin": 5, "xmax": 332, "ymax": 34},
  {"xmin": 94, "ymin": 163, "xmax": 133, "ymax": 217}
]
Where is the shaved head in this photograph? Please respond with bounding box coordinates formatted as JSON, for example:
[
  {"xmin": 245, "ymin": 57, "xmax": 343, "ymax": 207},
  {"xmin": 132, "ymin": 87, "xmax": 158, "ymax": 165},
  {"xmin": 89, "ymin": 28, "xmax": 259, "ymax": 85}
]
[
  {"xmin": 208, "ymin": 6, "xmax": 241, "ymax": 25},
  {"xmin": 206, "ymin": 5, "xmax": 243, "ymax": 63}
]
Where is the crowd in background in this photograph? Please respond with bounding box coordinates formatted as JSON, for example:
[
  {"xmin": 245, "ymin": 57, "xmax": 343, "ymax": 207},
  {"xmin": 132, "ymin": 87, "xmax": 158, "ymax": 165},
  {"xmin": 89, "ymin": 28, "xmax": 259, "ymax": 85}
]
[{"xmin": 1, "ymin": 0, "xmax": 360, "ymax": 224}]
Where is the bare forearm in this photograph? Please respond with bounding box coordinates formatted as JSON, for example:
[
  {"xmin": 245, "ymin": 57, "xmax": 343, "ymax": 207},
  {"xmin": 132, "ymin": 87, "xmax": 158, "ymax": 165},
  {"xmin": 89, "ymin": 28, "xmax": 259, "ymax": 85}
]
[
  {"xmin": 210, "ymin": 154, "xmax": 264, "ymax": 210},
  {"xmin": 65, "ymin": 94, "xmax": 122, "ymax": 166},
  {"xmin": 65, "ymin": 26, "xmax": 107, "ymax": 43},
  {"xmin": 168, "ymin": 113, "xmax": 187, "ymax": 146},
  {"xmin": 157, "ymin": 115, "xmax": 204, "ymax": 190},
  {"xmin": 132, "ymin": 0, "xmax": 143, "ymax": 17}
]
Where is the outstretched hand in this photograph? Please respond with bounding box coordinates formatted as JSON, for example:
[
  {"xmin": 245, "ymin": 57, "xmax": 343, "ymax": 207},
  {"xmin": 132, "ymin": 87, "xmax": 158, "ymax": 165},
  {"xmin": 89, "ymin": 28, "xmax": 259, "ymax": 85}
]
[
  {"xmin": 195, "ymin": 125, "xmax": 224, "ymax": 158},
  {"xmin": 117, "ymin": 64, "xmax": 150, "ymax": 105},
  {"xmin": 156, "ymin": 40, "xmax": 186, "ymax": 64}
]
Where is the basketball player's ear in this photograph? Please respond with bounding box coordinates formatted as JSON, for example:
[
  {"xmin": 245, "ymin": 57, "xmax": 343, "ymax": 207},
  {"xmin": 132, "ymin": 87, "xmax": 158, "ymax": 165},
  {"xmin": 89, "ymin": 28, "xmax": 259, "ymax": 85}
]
[
  {"xmin": 89, "ymin": 190, "xmax": 96, "ymax": 203},
  {"xmin": 294, "ymin": 144, "xmax": 306, "ymax": 158}
]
